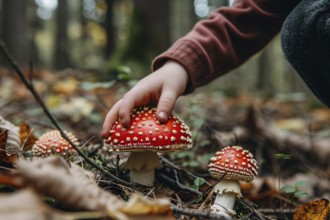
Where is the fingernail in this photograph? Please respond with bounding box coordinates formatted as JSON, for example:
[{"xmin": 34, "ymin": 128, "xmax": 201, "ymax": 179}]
[{"xmin": 158, "ymin": 111, "xmax": 168, "ymax": 122}]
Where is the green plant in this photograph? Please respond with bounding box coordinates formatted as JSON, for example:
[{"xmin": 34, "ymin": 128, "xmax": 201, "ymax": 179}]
[
  {"xmin": 192, "ymin": 177, "xmax": 205, "ymax": 190},
  {"xmin": 281, "ymin": 180, "xmax": 309, "ymax": 200},
  {"xmin": 273, "ymin": 153, "xmax": 292, "ymax": 160}
]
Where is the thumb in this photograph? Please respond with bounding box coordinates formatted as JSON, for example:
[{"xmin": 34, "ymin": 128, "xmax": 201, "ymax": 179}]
[{"xmin": 156, "ymin": 89, "xmax": 177, "ymax": 123}]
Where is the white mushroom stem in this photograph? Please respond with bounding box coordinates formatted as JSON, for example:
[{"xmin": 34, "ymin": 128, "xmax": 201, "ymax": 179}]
[
  {"xmin": 124, "ymin": 151, "xmax": 162, "ymax": 186},
  {"xmin": 211, "ymin": 179, "xmax": 242, "ymax": 219}
]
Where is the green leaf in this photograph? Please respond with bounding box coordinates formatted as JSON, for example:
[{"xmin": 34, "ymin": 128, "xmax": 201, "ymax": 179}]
[
  {"xmin": 192, "ymin": 178, "xmax": 205, "ymax": 190},
  {"xmin": 183, "ymin": 160, "xmax": 199, "ymax": 167},
  {"xmin": 176, "ymin": 151, "xmax": 194, "ymax": 159},
  {"xmin": 194, "ymin": 178, "xmax": 205, "ymax": 187},
  {"xmin": 116, "ymin": 66, "xmax": 133, "ymax": 80},
  {"xmin": 281, "ymin": 185, "xmax": 296, "ymax": 193},
  {"xmin": 294, "ymin": 190, "xmax": 308, "ymax": 198},
  {"xmin": 273, "ymin": 153, "xmax": 292, "ymax": 160},
  {"xmin": 294, "ymin": 180, "xmax": 307, "ymax": 188}
]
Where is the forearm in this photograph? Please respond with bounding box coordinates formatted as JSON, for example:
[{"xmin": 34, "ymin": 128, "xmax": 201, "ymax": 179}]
[{"xmin": 152, "ymin": 0, "xmax": 300, "ymax": 93}]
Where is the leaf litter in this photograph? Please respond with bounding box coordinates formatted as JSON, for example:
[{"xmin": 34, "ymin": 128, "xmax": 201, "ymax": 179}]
[{"xmin": 0, "ymin": 66, "xmax": 329, "ymax": 219}]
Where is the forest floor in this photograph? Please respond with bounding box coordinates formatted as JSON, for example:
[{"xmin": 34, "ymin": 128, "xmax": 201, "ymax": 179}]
[{"xmin": 0, "ymin": 66, "xmax": 329, "ymax": 220}]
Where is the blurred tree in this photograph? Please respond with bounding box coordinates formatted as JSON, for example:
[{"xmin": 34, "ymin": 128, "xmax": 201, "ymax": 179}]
[
  {"xmin": 103, "ymin": 0, "xmax": 116, "ymax": 58},
  {"xmin": 121, "ymin": 0, "xmax": 170, "ymax": 64},
  {"xmin": 257, "ymin": 49, "xmax": 274, "ymax": 95},
  {"xmin": 54, "ymin": 0, "xmax": 71, "ymax": 70},
  {"xmin": 0, "ymin": 0, "xmax": 29, "ymax": 67},
  {"xmin": 170, "ymin": 0, "xmax": 196, "ymax": 42}
]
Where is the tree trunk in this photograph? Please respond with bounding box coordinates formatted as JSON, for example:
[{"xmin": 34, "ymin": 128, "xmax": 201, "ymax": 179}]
[
  {"xmin": 53, "ymin": 0, "xmax": 70, "ymax": 70},
  {"xmin": 170, "ymin": 0, "xmax": 196, "ymax": 41},
  {"xmin": 257, "ymin": 48, "xmax": 274, "ymax": 95},
  {"xmin": 103, "ymin": 0, "xmax": 116, "ymax": 58},
  {"xmin": 121, "ymin": 0, "xmax": 170, "ymax": 63},
  {"xmin": 137, "ymin": 0, "xmax": 170, "ymax": 51},
  {"xmin": 0, "ymin": 0, "xmax": 29, "ymax": 67}
]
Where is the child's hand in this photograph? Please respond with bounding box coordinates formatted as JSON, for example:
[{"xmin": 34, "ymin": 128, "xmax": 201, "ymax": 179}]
[{"xmin": 101, "ymin": 60, "xmax": 188, "ymax": 138}]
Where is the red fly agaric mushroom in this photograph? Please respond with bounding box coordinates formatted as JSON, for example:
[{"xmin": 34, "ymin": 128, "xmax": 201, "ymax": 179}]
[
  {"xmin": 104, "ymin": 106, "xmax": 192, "ymax": 186},
  {"xmin": 208, "ymin": 146, "xmax": 258, "ymax": 218},
  {"xmin": 32, "ymin": 130, "xmax": 79, "ymax": 158}
]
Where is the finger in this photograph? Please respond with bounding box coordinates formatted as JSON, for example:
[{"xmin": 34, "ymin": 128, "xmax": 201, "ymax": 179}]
[
  {"xmin": 156, "ymin": 88, "xmax": 177, "ymax": 122},
  {"xmin": 118, "ymin": 91, "xmax": 147, "ymax": 127},
  {"xmin": 101, "ymin": 100, "xmax": 122, "ymax": 138}
]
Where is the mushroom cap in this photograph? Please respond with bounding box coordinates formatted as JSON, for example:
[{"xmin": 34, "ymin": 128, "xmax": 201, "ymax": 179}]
[
  {"xmin": 104, "ymin": 106, "xmax": 192, "ymax": 152},
  {"xmin": 208, "ymin": 146, "xmax": 258, "ymax": 182},
  {"xmin": 32, "ymin": 130, "xmax": 79, "ymax": 158}
]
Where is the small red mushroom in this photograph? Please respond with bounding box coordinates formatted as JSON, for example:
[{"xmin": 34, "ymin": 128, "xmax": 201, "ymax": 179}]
[
  {"xmin": 32, "ymin": 130, "xmax": 79, "ymax": 158},
  {"xmin": 208, "ymin": 146, "xmax": 258, "ymax": 218},
  {"xmin": 104, "ymin": 106, "xmax": 192, "ymax": 186}
]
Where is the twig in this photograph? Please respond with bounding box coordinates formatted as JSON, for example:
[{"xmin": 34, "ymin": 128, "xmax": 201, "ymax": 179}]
[
  {"xmin": 155, "ymin": 171, "xmax": 202, "ymax": 196},
  {"xmin": 236, "ymin": 199, "xmax": 267, "ymax": 220},
  {"xmin": 161, "ymin": 156, "xmax": 212, "ymax": 186},
  {"xmin": 258, "ymin": 208, "xmax": 296, "ymax": 214},
  {"xmin": 170, "ymin": 205, "xmax": 230, "ymax": 220},
  {"xmin": 0, "ymin": 41, "xmax": 136, "ymax": 187}
]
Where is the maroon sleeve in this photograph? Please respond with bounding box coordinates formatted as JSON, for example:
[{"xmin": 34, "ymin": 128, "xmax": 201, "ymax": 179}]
[{"xmin": 152, "ymin": 0, "xmax": 300, "ymax": 93}]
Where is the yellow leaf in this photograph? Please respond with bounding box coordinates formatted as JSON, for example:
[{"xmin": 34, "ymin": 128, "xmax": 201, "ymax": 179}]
[
  {"xmin": 274, "ymin": 118, "xmax": 306, "ymax": 133},
  {"xmin": 45, "ymin": 95, "xmax": 62, "ymax": 108},
  {"xmin": 293, "ymin": 198, "xmax": 330, "ymax": 220},
  {"xmin": 19, "ymin": 122, "xmax": 38, "ymax": 152},
  {"xmin": 119, "ymin": 194, "xmax": 173, "ymax": 218},
  {"xmin": 51, "ymin": 77, "xmax": 79, "ymax": 94}
]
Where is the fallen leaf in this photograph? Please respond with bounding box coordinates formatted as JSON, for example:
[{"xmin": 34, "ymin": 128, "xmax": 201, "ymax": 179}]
[
  {"xmin": 15, "ymin": 157, "xmax": 174, "ymax": 219},
  {"xmin": 274, "ymin": 118, "xmax": 306, "ymax": 133},
  {"xmin": 53, "ymin": 97, "xmax": 95, "ymax": 122},
  {"xmin": 19, "ymin": 122, "xmax": 38, "ymax": 152},
  {"xmin": 16, "ymin": 156, "xmax": 126, "ymax": 219},
  {"xmin": 119, "ymin": 194, "xmax": 173, "ymax": 219},
  {"xmin": 0, "ymin": 129, "xmax": 17, "ymax": 164},
  {"xmin": 293, "ymin": 198, "xmax": 330, "ymax": 220},
  {"xmin": 0, "ymin": 130, "xmax": 18, "ymax": 164},
  {"xmin": 0, "ymin": 172, "xmax": 25, "ymax": 189},
  {"xmin": 0, "ymin": 116, "xmax": 21, "ymax": 164},
  {"xmin": 0, "ymin": 188, "xmax": 106, "ymax": 220},
  {"xmin": 51, "ymin": 76, "xmax": 79, "ymax": 94},
  {"xmin": 0, "ymin": 188, "xmax": 65, "ymax": 220},
  {"xmin": 0, "ymin": 129, "xmax": 7, "ymax": 148}
]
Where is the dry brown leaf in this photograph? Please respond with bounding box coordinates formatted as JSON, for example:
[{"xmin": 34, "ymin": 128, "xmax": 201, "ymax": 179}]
[
  {"xmin": 51, "ymin": 76, "xmax": 79, "ymax": 94},
  {"xmin": 0, "ymin": 188, "xmax": 106, "ymax": 220},
  {"xmin": 15, "ymin": 157, "xmax": 173, "ymax": 220},
  {"xmin": 0, "ymin": 172, "xmax": 25, "ymax": 189},
  {"xmin": 16, "ymin": 157, "xmax": 126, "ymax": 219},
  {"xmin": 293, "ymin": 198, "xmax": 330, "ymax": 220},
  {"xmin": 0, "ymin": 116, "xmax": 22, "ymax": 164},
  {"xmin": 0, "ymin": 130, "xmax": 18, "ymax": 164},
  {"xmin": 0, "ymin": 129, "xmax": 8, "ymax": 149},
  {"xmin": 274, "ymin": 118, "xmax": 306, "ymax": 133},
  {"xmin": 19, "ymin": 122, "xmax": 38, "ymax": 152},
  {"xmin": 0, "ymin": 188, "xmax": 65, "ymax": 220},
  {"xmin": 119, "ymin": 194, "xmax": 173, "ymax": 219}
]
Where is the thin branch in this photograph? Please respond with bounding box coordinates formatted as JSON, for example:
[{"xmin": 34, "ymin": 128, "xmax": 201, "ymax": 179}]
[
  {"xmin": 161, "ymin": 156, "xmax": 212, "ymax": 186},
  {"xmin": 0, "ymin": 41, "xmax": 136, "ymax": 187},
  {"xmin": 155, "ymin": 171, "xmax": 201, "ymax": 196},
  {"xmin": 170, "ymin": 205, "xmax": 230, "ymax": 220}
]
